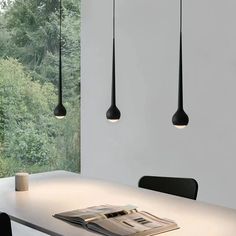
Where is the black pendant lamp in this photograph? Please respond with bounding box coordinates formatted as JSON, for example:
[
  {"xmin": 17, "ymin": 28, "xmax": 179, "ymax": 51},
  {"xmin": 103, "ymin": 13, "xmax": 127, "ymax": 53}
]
[
  {"xmin": 172, "ymin": 0, "xmax": 189, "ymax": 129},
  {"xmin": 106, "ymin": 0, "xmax": 121, "ymax": 122},
  {"xmin": 54, "ymin": 0, "xmax": 67, "ymax": 119}
]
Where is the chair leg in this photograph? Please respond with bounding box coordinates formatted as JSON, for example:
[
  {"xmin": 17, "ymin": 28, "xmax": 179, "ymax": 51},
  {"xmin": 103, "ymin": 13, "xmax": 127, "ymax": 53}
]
[{"xmin": 0, "ymin": 213, "xmax": 12, "ymax": 236}]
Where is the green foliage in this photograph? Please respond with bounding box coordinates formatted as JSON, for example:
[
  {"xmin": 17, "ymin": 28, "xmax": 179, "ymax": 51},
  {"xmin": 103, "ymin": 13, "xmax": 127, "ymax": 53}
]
[
  {"xmin": 2, "ymin": 0, "xmax": 80, "ymax": 97},
  {"xmin": 0, "ymin": 156, "xmax": 22, "ymax": 178},
  {"xmin": 0, "ymin": 0, "xmax": 80, "ymax": 176},
  {"xmin": 0, "ymin": 59, "xmax": 55, "ymax": 165}
]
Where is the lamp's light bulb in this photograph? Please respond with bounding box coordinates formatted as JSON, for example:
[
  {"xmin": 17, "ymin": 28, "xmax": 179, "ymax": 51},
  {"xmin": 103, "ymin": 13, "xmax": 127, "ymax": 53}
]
[
  {"xmin": 55, "ymin": 116, "xmax": 65, "ymax": 119},
  {"xmin": 108, "ymin": 119, "xmax": 119, "ymax": 123},
  {"xmin": 175, "ymin": 125, "xmax": 186, "ymax": 129}
]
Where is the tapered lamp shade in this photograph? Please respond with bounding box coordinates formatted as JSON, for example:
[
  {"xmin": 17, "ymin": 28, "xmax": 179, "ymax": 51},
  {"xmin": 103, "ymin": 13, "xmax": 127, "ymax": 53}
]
[
  {"xmin": 54, "ymin": 103, "xmax": 67, "ymax": 119},
  {"xmin": 106, "ymin": 104, "xmax": 121, "ymax": 122},
  {"xmin": 106, "ymin": 0, "xmax": 121, "ymax": 123},
  {"xmin": 54, "ymin": 0, "xmax": 66, "ymax": 119},
  {"xmin": 172, "ymin": 109, "xmax": 189, "ymax": 129},
  {"xmin": 172, "ymin": 0, "xmax": 189, "ymax": 129}
]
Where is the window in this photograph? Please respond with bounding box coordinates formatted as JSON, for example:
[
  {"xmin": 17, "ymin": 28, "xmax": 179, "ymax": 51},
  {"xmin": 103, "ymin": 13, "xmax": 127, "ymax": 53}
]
[{"xmin": 0, "ymin": 0, "xmax": 80, "ymax": 177}]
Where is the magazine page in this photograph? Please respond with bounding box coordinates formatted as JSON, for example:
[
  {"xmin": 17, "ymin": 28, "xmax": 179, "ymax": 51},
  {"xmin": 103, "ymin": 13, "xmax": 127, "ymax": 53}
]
[{"xmin": 87, "ymin": 211, "xmax": 178, "ymax": 236}]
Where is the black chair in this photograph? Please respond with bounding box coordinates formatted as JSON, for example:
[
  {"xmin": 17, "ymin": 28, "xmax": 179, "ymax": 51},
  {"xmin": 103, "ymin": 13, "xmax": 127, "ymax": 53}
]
[
  {"xmin": 0, "ymin": 212, "xmax": 12, "ymax": 236},
  {"xmin": 138, "ymin": 176, "xmax": 198, "ymax": 200}
]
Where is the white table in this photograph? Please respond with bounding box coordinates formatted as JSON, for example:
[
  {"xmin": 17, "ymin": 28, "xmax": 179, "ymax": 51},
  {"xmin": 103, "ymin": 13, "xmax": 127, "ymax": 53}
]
[
  {"xmin": 11, "ymin": 221, "xmax": 48, "ymax": 236},
  {"xmin": 0, "ymin": 171, "xmax": 236, "ymax": 236}
]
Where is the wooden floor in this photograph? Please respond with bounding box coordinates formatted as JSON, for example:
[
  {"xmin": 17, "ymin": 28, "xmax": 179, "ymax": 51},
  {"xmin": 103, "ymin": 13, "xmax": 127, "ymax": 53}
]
[{"xmin": 12, "ymin": 221, "xmax": 48, "ymax": 235}]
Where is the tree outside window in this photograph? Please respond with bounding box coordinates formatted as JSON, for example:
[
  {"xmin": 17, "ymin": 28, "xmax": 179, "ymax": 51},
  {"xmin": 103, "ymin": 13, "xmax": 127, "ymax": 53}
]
[{"xmin": 0, "ymin": 0, "xmax": 80, "ymax": 177}]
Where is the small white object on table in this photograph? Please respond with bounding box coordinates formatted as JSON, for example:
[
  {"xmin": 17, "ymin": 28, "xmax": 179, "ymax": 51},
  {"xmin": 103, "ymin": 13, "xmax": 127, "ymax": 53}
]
[{"xmin": 15, "ymin": 173, "xmax": 29, "ymax": 191}]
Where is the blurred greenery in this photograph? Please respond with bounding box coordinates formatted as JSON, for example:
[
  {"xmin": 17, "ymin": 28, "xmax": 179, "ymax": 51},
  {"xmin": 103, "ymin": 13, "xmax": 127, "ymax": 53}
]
[{"xmin": 0, "ymin": 0, "xmax": 80, "ymax": 177}]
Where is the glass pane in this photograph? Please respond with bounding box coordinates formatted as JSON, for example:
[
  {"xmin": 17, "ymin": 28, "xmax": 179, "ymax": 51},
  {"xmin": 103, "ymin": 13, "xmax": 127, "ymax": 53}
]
[{"xmin": 0, "ymin": 0, "xmax": 80, "ymax": 176}]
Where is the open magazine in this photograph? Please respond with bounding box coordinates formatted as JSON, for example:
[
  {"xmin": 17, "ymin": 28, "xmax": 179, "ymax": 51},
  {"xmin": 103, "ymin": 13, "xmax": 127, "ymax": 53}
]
[{"xmin": 53, "ymin": 205, "xmax": 179, "ymax": 236}]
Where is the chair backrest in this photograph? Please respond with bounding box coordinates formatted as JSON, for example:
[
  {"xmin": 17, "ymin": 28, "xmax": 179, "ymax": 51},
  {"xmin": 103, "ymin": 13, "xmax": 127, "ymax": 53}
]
[
  {"xmin": 0, "ymin": 213, "xmax": 12, "ymax": 236},
  {"xmin": 138, "ymin": 176, "xmax": 198, "ymax": 200}
]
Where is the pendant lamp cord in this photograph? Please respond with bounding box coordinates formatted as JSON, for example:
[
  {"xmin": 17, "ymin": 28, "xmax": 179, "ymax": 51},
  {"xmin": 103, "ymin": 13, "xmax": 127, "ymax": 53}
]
[
  {"xmin": 113, "ymin": 0, "xmax": 115, "ymax": 40},
  {"xmin": 178, "ymin": 0, "xmax": 183, "ymax": 110},
  {"xmin": 111, "ymin": 0, "xmax": 116, "ymax": 105},
  {"xmin": 180, "ymin": 0, "xmax": 182, "ymax": 33},
  {"xmin": 59, "ymin": 0, "xmax": 62, "ymax": 104}
]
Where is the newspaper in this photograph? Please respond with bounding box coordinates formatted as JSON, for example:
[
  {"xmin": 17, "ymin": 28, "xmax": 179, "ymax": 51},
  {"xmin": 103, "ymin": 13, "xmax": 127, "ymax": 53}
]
[{"xmin": 54, "ymin": 205, "xmax": 179, "ymax": 236}]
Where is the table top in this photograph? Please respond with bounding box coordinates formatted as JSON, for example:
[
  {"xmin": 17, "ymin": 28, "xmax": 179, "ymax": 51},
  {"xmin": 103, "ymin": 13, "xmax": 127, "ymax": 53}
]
[{"xmin": 0, "ymin": 171, "xmax": 236, "ymax": 236}]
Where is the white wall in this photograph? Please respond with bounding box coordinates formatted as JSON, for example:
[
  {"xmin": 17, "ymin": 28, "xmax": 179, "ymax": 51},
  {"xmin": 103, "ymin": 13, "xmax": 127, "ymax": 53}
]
[{"xmin": 81, "ymin": 0, "xmax": 236, "ymax": 209}]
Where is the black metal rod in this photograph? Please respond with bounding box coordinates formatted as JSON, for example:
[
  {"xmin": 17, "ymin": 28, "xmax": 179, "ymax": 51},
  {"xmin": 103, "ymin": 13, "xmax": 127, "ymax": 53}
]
[
  {"xmin": 178, "ymin": 0, "xmax": 183, "ymax": 110},
  {"xmin": 58, "ymin": 0, "xmax": 62, "ymax": 104},
  {"xmin": 111, "ymin": 0, "xmax": 116, "ymax": 106},
  {"xmin": 111, "ymin": 38, "xmax": 116, "ymax": 105}
]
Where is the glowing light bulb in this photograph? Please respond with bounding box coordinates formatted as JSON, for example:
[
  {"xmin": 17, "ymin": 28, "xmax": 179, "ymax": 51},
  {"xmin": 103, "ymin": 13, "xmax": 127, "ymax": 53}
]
[
  {"xmin": 108, "ymin": 119, "xmax": 119, "ymax": 123},
  {"xmin": 175, "ymin": 125, "xmax": 186, "ymax": 129},
  {"xmin": 55, "ymin": 115, "xmax": 65, "ymax": 119}
]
